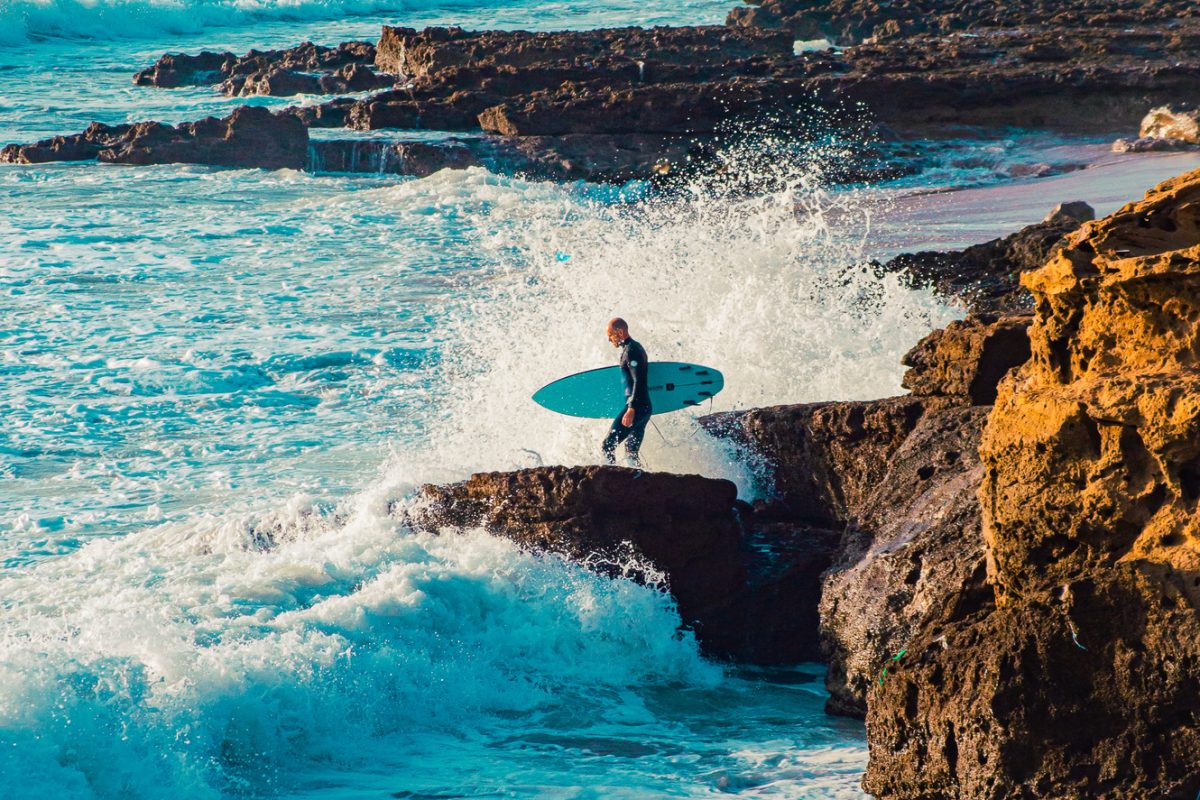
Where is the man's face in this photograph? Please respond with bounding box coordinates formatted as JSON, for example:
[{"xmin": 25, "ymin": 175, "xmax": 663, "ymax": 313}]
[{"xmin": 606, "ymin": 327, "xmax": 623, "ymax": 347}]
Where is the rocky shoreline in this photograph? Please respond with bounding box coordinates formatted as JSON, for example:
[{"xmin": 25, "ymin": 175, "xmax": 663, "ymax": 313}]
[
  {"xmin": 5, "ymin": 1, "xmax": 1200, "ymax": 181},
  {"xmin": 11, "ymin": 2, "xmax": 1200, "ymax": 796}
]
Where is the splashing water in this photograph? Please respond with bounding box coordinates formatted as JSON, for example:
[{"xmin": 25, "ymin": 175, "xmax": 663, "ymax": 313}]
[{"xmin": 392, "ymin": 139, "xmax": 957, "ymax": 489}]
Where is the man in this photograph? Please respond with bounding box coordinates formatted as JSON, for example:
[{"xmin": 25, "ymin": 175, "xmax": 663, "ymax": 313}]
[{"xmin": 602, "ymin": 317, "xmax": 652, "ymax": 467}]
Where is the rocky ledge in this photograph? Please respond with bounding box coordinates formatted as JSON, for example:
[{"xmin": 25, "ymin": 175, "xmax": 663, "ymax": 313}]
[
  {"xmin": 133, "ymin": 40, "xmax": 396, "ymax": 96},
  {"xmin": 404, "ymin": 465, "xmax": 839, "ymax": 663},
  {"xmin": 0, "ymin": 105, "xmax": 307, "ymax": 169}
]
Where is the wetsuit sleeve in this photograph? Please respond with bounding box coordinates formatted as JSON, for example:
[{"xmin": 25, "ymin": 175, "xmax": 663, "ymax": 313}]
[{"xmin": 627, "ymin": 344, "xmax": 646, "ymax": 408}]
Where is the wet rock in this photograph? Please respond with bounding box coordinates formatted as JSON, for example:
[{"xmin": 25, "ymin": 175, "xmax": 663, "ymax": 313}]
[
  {"xmin": 5, "ymin": 106, "xmax": 309, "ymax": 169},
  {"xmin": 0, "ymin": 122, "xmax": 133, "ymax": 164},
  {"xmin": 132, "ymin": 50, "xmax": 233, "ymax": 88},
  {"xmin": 134, "ymin": 41, "xmax": 394, "ymax": 97},
  {"xmin": 865, "ymin": 167, "xmax": 1200, "ymax": 799},
  {"xmin": 880, "ymin": 208, "xmax": 1088, "ymax": 314},
  {"xmin": 478, "ymin": 77, "xmax": 808, "ymax": 137},
  {"xmin": 407, "ymin": 466, "xmax": 845, "ymax": 662},
  {"xmin": 819, "ymin": 404, "xmax": 990, "ymax": 717},
  {"xmin": 282, "ymin": 97, "xmax": 358, "ymax": 128},
  {"xmin": 307, "ymin": 138, "xmax": 478, "ymax": 176},
  {"xmin": 901, "ymin": 315, "xmax": 1032, "ymax": 406},
  {"xmin": 485, "ymin": 133, "xmax": 701, "ymax": 183}
]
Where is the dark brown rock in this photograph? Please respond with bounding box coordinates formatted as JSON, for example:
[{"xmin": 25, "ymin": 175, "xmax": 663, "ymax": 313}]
[
  {"xmin": 901, "ymin": 315, "xmax": 1032, "ymax": 406},
  {"xmin": 702, "ymin": 396, "xmax": 928, "ymax": 526},
  {"xmin": 478, "ymin": 76, "xmax": 808, "ymax": 136},
  {"xmin": 375, "ymin": 25, "xmax": 793, "ymax": 79},
  {"xmin": 134, "ymin": 41, "xmax": 393, "ymax": 97},
  {"xmin": 486, "ymin": 133, "xmax": 700, "ymax": 183},
  {"xmin": 0, "ymin": 122, "xmax": 133, "ymax": 164},
  {"xmin": 307, "ymin": 139, "xmax": 478, "ymax": 176},
  {"xmin": 406, "ymin": 465, "xmax": 844, "ymax": 662},
  {"xmin": 726, "ymin": 0, "xmax": 1200, "ymax": 46},
  {"xmin": 96, "ymin": 106, "xmax": 307, "ymax": 169},
  {"xmin": 819, "ymin": 404, "xmax": 990, "ymax": 718},
  {"xmin": 880, "ymin": 209, "xmax": 1089, "ymax": 314},
  {"xmin": 5, "ymin": 106, "xmax": 307, "ymax": 170}
]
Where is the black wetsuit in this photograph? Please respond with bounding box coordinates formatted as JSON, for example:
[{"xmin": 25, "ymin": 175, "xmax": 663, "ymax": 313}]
[{"xmin": 602, "ymin": 338, "xmax": 652, "ymax": 466}]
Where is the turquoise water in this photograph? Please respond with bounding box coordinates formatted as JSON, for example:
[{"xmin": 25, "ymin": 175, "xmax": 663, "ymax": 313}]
[{"xmin": 0, "ymin": 2, "xmax": 968, "ymax": 797}]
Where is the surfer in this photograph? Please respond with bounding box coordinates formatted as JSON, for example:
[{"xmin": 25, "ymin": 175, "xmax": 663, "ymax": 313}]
[{"xmin": 602, "ymin": 317, "xmax": 652, "ymax": 467}]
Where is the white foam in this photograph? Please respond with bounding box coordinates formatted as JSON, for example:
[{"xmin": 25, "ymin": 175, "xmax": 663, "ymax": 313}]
[{"xmin": 378, "ymin": 149, "xmax": 957, "ymax": 494}]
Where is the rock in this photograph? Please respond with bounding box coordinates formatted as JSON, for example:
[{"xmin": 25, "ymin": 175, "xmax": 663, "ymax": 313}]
[
  {"xmin": 726, "ymin": 0, "xmax": 1200, "ymax": 46},
  {"xmin": 0, "ymin": 122, "xmax": 133, "ymax": 164},
  {"xmin": 864, "ymin": 167, "xmax": 1200, "ymax": 799},
  {"xmin": 135, "ymin": 41, "xmax": 393, "ymax": 97},
  {"xmin": 132, "ymin": 50, "xmax": 233, "ymax": 88},
  {"xmin": 1140, "ymin": 103, "xmax": 1200, "ymax": 143},
  {"xmin": 880, "ymin": 209, "xmax": 1088, "ymax": 314},
  {"xmin": 901, "ymin": 315, "xmax": 1032, "ymax": 406},
  {"xmin": 375, "ymin": 25, "xmax": 794, "ymax": 79},
  {"xmin": 484, "ymin": 133, "xmax": 701, "ymax": 184},
  {"xmin": 701, "ymin": 396, "xmax": 928, "ymax": 526},
  {"xmin": 406, "ymin": 465, "xmax": 841, "ymax": 660},
  {"xmin": 3, "ymin": 106, "xmax": 307, "ymax": 170},
  {"xmin": 1113, "ymin": 135, "xmax": 1200, "ymax": 154},
  {"xmin": 282, "ymin": 97, "xmax": 358, "ymax": 128},
  {"xmin": 819, "ymin": 404, "xmax": 990, "ymax": 717},
  {"xmin": 478, "ymin": 77, "xmax": 808, "ymax": 136},
  {"xmin": 1044, "ymin": 200, "xmax": 1095, "ymax": 225},
  {"xmin": 307, "ymin": 139, "xmax": 478, "ymax": 176}
]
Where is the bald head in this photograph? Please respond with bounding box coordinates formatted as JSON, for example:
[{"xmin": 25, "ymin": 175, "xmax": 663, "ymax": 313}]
[{"xmin": 606, "ymin": 317, "xmax": 630, "ymax": 347}]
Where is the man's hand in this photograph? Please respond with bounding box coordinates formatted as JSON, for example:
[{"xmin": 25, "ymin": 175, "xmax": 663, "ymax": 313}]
[{"xmin": 622, "ymin": 407, "xmax": 635, "ymax": 428}]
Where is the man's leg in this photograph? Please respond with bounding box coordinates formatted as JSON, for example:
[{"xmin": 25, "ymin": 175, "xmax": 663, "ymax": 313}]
[
  {"xmin": 624, "ymin": 410, "xmax": 651, "ymax": 468},
  {"xmin": 601, "ymin": 411, "xmax": 630, "ymax": 464}
]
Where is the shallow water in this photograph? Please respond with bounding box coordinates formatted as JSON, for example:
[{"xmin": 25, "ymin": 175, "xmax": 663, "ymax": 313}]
[{"xmin": 1, "ymin": 1, "xmax": 1185, "ymax": 797}]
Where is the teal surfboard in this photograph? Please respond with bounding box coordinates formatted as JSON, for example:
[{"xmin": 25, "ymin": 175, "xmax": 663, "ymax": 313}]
[{"xmin": 532, "ymin": 362, "xmax": 724, "ymax": 418}]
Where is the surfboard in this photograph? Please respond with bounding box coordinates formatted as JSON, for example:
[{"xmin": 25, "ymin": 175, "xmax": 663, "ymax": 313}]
[{"xmin": 532, "ymin": 361, "xmax": 724, "ymax": 418}]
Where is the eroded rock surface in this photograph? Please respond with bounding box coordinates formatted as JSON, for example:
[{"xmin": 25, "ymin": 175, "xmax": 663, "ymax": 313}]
[
  {"xmin": 727, "ymin": 0, "xmax": 1200, "ymax": 46},
  {"xmin": 134, "ymin": 41, "xmax": 395, "ymax": 96},
  {"xmin": 406, "ymin": 465, "xmax": 841, "ymax": 661},
  {"xmin": 865, "ymin": 168, "xmax": 1200, "ymax": 799},
  {"xmin": 1, "ymin": 106, "xmax": 307, "ymax": 169},
  {"xmin": 703, "ymin": 312, "xmax": 1031, "ymax": 716}
]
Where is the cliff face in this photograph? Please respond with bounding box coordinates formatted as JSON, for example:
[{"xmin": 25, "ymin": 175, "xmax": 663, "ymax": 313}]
[{"xmin": 865, "ymin": 169, "xmax": 1200, "ymax": 799}]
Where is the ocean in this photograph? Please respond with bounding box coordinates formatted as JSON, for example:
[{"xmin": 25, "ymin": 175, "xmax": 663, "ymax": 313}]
[{"xmin": 6, "ymin": 1, "xmax": 1194, "ymax": 797}]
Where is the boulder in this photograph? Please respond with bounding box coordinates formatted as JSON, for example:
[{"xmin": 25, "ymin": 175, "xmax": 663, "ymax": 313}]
[
  {"xmin": 865, "ymin": 167, "xmax": 1200, "ymax": 799},
  {"xmin": 901, "ymin": 314, "xmax": 1032, "ymax": 406},
  {"xmin": 407, "ymin": 466, "xmax": 844, "ymax": 662},
  {"xmin": 0, "ymin": 122, "xmax": 133, "ymax": 164},
  {"xmin": 99, "ymin": 106, "xmax": 307, "ymax": 169},
  {"xmin": 702, "ymin": 396, "xmax": 928, "ymax": 526},
  {"xmin": 1139, "ymin": 103, "xmax": 1200, "ymax": 143}
]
